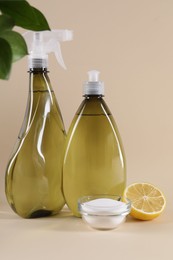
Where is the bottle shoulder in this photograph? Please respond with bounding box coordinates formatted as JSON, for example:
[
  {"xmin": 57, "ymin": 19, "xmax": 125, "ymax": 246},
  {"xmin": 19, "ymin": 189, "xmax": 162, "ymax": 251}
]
[
  {"xmin": 66, "ymin": 96, "xmax": 122, "ymax": 140},
  {"xmin": 76, "ymin": 96, "xmax": 112, "ymax": 116}
]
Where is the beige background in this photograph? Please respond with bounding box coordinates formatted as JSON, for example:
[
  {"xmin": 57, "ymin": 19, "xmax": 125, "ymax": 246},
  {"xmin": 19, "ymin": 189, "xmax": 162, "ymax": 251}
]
[{"xmin": 0, "ymin": 0, "xmax": 173, "ymax": 259}]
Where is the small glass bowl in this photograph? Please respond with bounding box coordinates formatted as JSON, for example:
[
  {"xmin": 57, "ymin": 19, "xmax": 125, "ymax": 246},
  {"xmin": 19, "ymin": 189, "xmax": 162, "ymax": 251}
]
[{"xmin": 78, "ymin": 195, "xmax": 131, "ymax": 230}]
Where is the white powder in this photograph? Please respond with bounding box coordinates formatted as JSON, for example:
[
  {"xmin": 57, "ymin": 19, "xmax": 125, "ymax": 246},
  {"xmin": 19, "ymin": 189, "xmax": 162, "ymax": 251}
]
[{"xmin": 82, "ymin": 198, "xmax": 127, "ymax": 214}]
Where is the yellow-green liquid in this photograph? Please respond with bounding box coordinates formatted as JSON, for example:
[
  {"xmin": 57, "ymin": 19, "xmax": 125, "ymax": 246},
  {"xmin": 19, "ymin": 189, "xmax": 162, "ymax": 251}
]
[
  {"xmin": 5, "ymin": 69, "xmax": 66, "ymax": 218},
  {"xmin": 63, "ymin": 96, "xmax": 126, "ymax": 217}
]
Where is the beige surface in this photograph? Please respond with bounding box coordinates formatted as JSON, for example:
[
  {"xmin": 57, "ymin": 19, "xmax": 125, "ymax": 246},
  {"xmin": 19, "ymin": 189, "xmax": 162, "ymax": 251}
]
[
  {"xmin": 0, "ymin": 204, "xmax": 172, "ymax": 260},
  {"xmin": 0, "ymin": 0, "xmax": 173, "ymax": 259}
]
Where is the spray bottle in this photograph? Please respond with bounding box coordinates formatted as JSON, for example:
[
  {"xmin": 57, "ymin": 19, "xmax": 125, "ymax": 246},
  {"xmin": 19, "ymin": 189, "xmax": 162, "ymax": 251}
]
[
  {"xmin": 5, "ymin": 29, "xmax": 73, "ymax": 218},
  {"xmin": 63, "ymin": 70, "xmax": 126, "ymax": 217}
]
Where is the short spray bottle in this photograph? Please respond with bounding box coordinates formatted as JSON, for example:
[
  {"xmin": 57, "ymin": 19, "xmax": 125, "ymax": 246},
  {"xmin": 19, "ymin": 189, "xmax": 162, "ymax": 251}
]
[{"xmin": 5, "ymin": 29, "xmax": 73, "ymax": 218}]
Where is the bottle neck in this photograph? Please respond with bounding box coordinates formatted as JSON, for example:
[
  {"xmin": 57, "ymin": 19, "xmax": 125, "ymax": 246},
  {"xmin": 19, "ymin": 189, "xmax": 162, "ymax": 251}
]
[{"xmin": 28, "ymin": 67, "xmax": 53, "ymax": 92}]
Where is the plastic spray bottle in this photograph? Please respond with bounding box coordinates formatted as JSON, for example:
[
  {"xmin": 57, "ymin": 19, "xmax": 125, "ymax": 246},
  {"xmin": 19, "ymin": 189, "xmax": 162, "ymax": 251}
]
[
  {"xmin": 63, "ymin": 70, "xmax": 126, "ymax": 217},
  {"xmin": 5, "ymin": 29, "xmax": 73, "ymax": 218}
]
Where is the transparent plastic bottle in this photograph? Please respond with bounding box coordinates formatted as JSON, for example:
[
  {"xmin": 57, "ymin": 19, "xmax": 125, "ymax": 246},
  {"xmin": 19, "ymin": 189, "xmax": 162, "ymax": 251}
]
[
  {"xmin": 5, "ymin": 67, "xmax": 66, "ymax": 218},
  {"xmin": 63, "ymin": 71, "xmax": 126, "ymax": 217},
  {"xmin": 5, "ymin": 30, "xmax": 73, "ymax": 218}
]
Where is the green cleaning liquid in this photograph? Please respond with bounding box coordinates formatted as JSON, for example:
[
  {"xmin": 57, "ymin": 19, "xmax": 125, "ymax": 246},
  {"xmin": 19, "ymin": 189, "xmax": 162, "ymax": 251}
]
[
  {"xmin": 63, "ymin": 70, "xmax": 126, "ymax": 217},
  {"xmin": 5, "ymin": 68, "xmax": 66, "ymax": 218},
  {"xmin": 5, "ymin": 29, "xmax": 73, "ymax": 218}
]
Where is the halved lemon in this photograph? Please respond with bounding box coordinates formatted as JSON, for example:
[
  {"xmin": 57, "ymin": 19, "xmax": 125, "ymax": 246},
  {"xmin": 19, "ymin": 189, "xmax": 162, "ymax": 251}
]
[{"xmin": 123, "ymin": 183, "xmax": 166, "ymax": 220}]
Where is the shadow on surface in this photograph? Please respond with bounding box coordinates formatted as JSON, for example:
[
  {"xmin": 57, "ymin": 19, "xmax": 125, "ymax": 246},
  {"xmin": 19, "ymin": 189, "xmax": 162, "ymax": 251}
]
[
  {"xmin": 1, "ymin": 204, "xmax": 171, "ymax": 232},
  {"xmin": 0, "ymin": 204, "xmax": 93, "ymax": 232},
  {"xmin": 0, "ymin": 209, "xmax": 19, "ymax": 219}
]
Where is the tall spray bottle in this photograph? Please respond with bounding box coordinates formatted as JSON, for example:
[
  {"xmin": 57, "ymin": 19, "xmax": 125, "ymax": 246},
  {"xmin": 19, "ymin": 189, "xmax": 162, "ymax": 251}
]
[
  {"xmin": 5, "ymin": 29, "xmax": 73, "ymax": 218},
  {"xmin": 63, "ymin": 70, "xmax": 126, "ymax": 217}
]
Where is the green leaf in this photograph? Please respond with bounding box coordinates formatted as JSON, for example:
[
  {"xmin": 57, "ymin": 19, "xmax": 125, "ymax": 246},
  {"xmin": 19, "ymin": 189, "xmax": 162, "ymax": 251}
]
[
  {"xmin": 0, "ymin": 38, "xmax": 12, "ymax": 80},
  {"xmin": 0, "ymin": 14, "xmax": 15, "ymax": 32},
  {"xmin": 31, "ymin": 7, "xmax": 50, "ymax": 31},
  {"xmin": 0, "ymin": 31, "xmax": 28, "ymax": 62},
  {"xmin": 0, "ymin": 1, "xmax": 50, "ymax": 31}
]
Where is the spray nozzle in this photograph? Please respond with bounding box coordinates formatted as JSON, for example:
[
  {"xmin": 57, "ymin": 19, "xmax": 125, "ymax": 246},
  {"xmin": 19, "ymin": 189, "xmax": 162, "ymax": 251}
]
[
  {"xmin": 83, "ymin": 70, "xmax": 104, "ymax": 96},
  {"xmin": 23, "ymin": 29, "xmax": 73, "ymax": 69}
]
